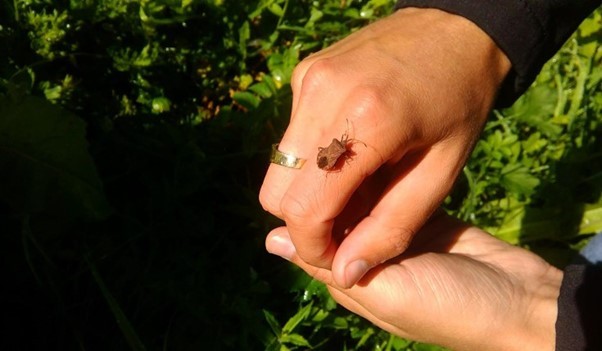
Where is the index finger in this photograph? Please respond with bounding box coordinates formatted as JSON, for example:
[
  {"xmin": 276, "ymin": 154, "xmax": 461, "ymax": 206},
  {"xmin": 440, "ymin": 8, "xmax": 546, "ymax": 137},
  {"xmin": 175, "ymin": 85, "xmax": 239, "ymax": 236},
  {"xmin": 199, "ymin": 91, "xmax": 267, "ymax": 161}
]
[{"xmin": 279, "ymin": 106, "xmax": 410, "ymax": 269}]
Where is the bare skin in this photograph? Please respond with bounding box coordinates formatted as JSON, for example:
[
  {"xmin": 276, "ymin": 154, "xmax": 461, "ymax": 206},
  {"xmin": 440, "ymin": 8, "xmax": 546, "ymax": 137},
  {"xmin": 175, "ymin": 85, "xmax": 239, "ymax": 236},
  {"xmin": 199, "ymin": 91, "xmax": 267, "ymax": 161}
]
[
  {"xmin": 259, "ymin": 8, "xmax": 512, "ymax": 288},
  {"xmin": 266, "ymin": 213, "xmax": 562, "ymax": 351}
]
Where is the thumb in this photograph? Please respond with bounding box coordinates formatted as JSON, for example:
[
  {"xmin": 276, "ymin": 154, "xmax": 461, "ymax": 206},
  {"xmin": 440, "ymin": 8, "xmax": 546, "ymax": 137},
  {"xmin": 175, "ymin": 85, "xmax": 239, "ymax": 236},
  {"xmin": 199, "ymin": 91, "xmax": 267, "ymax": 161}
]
[{"xmin": 332, "ymin": 144, "xmax": 465, "ymax": 288}]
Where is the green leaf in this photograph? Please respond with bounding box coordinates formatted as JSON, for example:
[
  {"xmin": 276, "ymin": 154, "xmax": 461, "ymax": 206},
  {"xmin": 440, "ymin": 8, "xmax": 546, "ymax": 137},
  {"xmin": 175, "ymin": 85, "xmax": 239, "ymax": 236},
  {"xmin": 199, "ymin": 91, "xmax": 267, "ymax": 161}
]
[
  {"xmin": 263, "ymin": 309, "xmax": 282, "ymax": 336},
  {"xmin": 239, "ymin": 21, "xmax": 250, "ymax": 59},
  {"xmin": 265, "ymin": 339, "xmax": 280, "ymax": 351},
  {"xmin": 280, "ymin": 333, "xmax": 311, "ymax": 347},
  {"xmin": 282, "ymin": 302, "xmax": 312, "ymax": 333},
  {"xmin": 500, "ymin": 165, "xmax": 541, "ymax": 197},
  {"xmin": 581, "ymin": 203, "xmax": 602, "ymax": 234},
  {"xmin": 232, "ymin": 91, "xmax": 261, "ymax": 109},
  {"xmin": 355, "ymin": 326, "xmax": 374, "ymax": 347},
  {"xmin": 386, "ymin": 335, "xmax": 412, "ymax": 350},
  {"xmin": 249, "ymin": 81, "xmax": 274, "ymax": 98},
  {"xmin": 267, "ymin": 46, "xmax": 299, "ymax": 86},
  {"xmin": 0, "ymin": 95, "xmax": 111, "ymax": 220},
  {"xmin": 302, "ymin": 278, "xmax": 329, "ymax": 301},
  {"xmin": 151, "ymin": 97, "xmax": 171, "ymax": 114},
  {"xmin": 508, "ymin": 86, "xmax": 562, "ymax": 137},
  {"xmin": 268, "ymin": 3, "xmax": 284, "ymax": 17}
]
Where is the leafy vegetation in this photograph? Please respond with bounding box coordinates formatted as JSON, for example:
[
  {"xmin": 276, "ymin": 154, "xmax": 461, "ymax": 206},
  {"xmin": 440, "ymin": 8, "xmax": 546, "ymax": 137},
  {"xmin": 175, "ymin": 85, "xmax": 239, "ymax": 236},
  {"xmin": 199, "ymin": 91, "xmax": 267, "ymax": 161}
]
[
  {"xmin": 0, "ymin": 0, "xmax": 601, "ymax": 350},
  {"xmin": 454, "ymin": 11, "xmax": 602, "ymax": 265}
]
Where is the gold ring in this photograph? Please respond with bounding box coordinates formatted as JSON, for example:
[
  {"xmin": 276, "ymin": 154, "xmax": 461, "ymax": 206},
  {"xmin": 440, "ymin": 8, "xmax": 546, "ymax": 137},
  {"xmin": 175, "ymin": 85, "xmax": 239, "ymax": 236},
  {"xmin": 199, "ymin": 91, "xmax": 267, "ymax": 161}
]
[{"xmin": 270, "ymin": 143, "xmax": 306, "ymax": 169}]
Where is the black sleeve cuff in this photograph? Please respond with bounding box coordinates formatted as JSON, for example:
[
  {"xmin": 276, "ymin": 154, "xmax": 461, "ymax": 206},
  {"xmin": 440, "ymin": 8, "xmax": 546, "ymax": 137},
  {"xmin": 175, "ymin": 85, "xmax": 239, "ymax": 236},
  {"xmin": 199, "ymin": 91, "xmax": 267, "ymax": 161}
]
[
  {"xmin": 555, "ymin": 264, "xmax": 602, "ymax": 351},
  {"xmin": 394, "ymin": 1, "xmax": 600, "ymax": 107}
]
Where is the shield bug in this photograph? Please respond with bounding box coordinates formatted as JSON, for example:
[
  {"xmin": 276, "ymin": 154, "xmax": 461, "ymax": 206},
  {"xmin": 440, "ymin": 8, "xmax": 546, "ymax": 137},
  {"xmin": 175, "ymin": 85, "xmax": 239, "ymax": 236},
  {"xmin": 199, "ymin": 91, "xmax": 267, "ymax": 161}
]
[
  {"xmin": 317, "ymin": 122, "xmax": 364, "ymax": 171},
  {"xmin": 317, "ymin": 133, "xmax": 350, "ymax": 170}
]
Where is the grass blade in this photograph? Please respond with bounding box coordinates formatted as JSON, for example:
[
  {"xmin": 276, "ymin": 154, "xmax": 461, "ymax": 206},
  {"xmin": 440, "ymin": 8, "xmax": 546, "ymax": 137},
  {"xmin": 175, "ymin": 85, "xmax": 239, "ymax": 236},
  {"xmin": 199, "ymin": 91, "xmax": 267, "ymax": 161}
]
[{"xmin": 86, "ymin": 256, "xmax": 147, "ymax": 351}]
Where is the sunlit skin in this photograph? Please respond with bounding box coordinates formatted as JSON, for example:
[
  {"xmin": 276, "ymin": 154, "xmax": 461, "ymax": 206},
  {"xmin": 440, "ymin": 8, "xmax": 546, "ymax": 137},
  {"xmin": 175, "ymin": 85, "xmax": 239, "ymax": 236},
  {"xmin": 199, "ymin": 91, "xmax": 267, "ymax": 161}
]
[
  {"xmin": 260, "ymin": 7, "xmax": 511, "ymax": 288},
  {"xmin": 266, "ymin": 213, "xmax": 562, "ymax": 351},
  {"xmin": 259, "ymin": 7, "xmax": 564, "ymax": 350}
]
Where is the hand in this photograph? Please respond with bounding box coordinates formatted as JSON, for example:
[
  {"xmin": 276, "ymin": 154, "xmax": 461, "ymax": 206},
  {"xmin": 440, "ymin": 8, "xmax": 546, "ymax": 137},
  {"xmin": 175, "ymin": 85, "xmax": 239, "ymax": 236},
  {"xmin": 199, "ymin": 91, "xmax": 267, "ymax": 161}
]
[
  {"xmin": 259, "ymin": 8, "xmax": 511, "ymax": 288},
  {"xmin": 266, "ymin": 213, "xmax": 562, "ymax": 351}
]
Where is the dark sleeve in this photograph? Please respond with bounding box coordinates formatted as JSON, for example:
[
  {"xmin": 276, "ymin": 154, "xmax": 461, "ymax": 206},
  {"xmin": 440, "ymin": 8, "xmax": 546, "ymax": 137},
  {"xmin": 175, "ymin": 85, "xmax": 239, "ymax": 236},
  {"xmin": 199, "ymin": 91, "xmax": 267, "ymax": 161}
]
[
  {"xmin": 555, "ymin": 264, "xmax": 602, "ymax": 351},
  {"xmin": 394, "ymin": 0, "xmax": 601, "ymax": 107}
]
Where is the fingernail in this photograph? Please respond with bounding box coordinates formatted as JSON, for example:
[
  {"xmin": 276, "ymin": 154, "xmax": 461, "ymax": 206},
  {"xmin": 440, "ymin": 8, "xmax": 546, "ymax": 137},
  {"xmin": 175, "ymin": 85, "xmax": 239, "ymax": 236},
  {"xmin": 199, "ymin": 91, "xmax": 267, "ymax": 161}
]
[
  {"xmin": 266, "ymin": 233, "xmax": 296, "ymax": 261},
  {"xmin": 344, "ymin": 260, "xmax": 369, "ymax": 288}
]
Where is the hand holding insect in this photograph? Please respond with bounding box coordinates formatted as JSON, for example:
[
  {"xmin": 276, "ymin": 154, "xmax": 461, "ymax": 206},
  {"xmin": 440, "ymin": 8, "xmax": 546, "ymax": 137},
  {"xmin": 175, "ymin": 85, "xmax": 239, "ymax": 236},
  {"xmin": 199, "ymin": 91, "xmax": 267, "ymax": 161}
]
[{"xmin": 260, "ymin": 8, "xmax": 511, "ymax": 288}]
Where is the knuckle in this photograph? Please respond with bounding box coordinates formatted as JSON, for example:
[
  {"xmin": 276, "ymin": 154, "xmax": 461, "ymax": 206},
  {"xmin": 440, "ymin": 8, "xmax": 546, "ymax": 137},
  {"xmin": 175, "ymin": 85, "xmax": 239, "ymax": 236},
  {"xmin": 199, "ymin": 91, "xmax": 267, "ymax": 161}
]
[
  {"xmin": 297, "ymin": 247, "xmax": 332, "ymax": 269},
  {"xmin": 384, "ymin": 225, "xmax": 416, "ymax": 254},
  {"xmin": 258, "ymin": 186, "xmax": 281, "ymax": 215},
  {"xmin": 279, "ymin": 192, "xmax": 334, "ymax": 269},
  {"xmin": 348, "ymin": 85, "xmax": 387, "ymax": 121},
  {"xmin": 291, "ymin": 59, "xmax": 311, "ymax": 91},
  {"xmin": 280, "ymin": 191, "xmax": 314, "ymax": 223},
  {"xmin": 295, "ymin": 232, "xmax": 335, "ymax": 269},
  {"xmin": 297, "ymin": 58, "xmax": 337, "ymax": 95}
]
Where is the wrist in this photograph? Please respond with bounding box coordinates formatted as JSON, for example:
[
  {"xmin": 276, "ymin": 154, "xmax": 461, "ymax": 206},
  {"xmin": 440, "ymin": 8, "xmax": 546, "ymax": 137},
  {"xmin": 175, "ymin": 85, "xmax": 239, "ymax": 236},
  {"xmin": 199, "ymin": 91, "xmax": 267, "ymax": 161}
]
[
  {"xmin": 501, "ymin": 265, "xmax": 562, "ymax": 351},
  {"xmin": 454, "ymin": 263, "xmax": 562, "ymax": 351},
  {"xmin": 391, "ymin": 7, "xmax": 511, "ymax": 110}
]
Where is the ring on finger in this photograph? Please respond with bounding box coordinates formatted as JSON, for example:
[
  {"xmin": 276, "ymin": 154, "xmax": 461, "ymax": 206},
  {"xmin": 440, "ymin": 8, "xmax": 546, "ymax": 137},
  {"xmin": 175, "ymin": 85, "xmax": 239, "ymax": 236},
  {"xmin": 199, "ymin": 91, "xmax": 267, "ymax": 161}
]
[{"xmin": 270, "ymin": 143, "xmax": 306, "ymax": 169}]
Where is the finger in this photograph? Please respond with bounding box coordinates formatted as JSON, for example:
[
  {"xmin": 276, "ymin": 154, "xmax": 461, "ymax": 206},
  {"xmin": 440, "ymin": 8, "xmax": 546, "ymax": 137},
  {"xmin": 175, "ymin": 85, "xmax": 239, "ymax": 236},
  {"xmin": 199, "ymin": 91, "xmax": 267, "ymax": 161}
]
[
  {"xmin": 289, "ymin": 28, "xmax": 371, "ymax": 117},
  {"xmin": 265, "ymin": 226, "xmax": 444, "ymax": 344},
  {"xmin": 265, "ymin": 213, "xmax": 473, "ymax": 283},
  {"xmin": 331, "ymin": 140, "xmax": 468, "ymax": 288},
  {"xmin": 266, "ymin": 228, "xmax": 418, "ymax": 339},
  {"xmin": 279, "ymin": 97, "xmax": 412, "ymax": 269},
  {"xmin": 326, "ymin": 286, "xmax": 413, "ymax": 340},
  {"xmin": 265, "ymin": 228, "xmax": 337, "ymax": 286},
  {"xmin": 258, "ymin": 107, "xmax": 327, "ymax": 219},
  {"xmin": 259, "ymin": 55, "xmax": 351, "ymax": 219}
]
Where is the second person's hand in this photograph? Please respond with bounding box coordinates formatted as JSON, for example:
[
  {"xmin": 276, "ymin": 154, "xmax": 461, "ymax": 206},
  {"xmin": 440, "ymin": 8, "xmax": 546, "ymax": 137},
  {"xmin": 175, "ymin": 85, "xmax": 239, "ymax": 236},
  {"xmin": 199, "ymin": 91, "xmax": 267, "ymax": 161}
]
[{"xmin": 267, "ymin": 213, "xmax": 562, "ymax": 351}]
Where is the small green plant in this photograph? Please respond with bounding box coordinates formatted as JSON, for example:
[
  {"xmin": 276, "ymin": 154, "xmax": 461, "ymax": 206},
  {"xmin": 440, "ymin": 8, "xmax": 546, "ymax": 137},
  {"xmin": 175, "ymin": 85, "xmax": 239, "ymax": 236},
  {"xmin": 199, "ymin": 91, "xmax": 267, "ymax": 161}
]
[{"xmin": 453, "ymin": 11, "xmax": 602, "ymax": 261}]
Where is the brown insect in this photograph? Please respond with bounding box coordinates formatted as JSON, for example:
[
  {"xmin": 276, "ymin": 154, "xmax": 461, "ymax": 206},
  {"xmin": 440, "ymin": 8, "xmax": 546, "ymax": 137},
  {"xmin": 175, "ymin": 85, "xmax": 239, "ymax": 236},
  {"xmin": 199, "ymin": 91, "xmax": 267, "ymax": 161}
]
[{"xmin": 317, "ymin": 133, "xmax": 350, "ymax": 170}]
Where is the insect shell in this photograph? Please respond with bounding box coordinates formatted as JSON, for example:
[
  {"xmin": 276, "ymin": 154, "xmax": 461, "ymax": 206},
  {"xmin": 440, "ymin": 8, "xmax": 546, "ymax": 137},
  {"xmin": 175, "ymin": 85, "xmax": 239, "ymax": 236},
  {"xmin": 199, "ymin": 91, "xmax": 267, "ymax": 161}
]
[{"xmin": 317, "ymin": 132, "xmax": 350, "ymax": 170}]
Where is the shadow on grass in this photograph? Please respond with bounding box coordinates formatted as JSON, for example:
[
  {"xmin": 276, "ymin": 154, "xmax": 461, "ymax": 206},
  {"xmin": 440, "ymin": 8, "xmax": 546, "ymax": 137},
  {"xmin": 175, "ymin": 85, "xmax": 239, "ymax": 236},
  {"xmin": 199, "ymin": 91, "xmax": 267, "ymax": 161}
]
[{"xmin": 519, "ymin": 134, "xmax": 602, "ymax": 268}]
